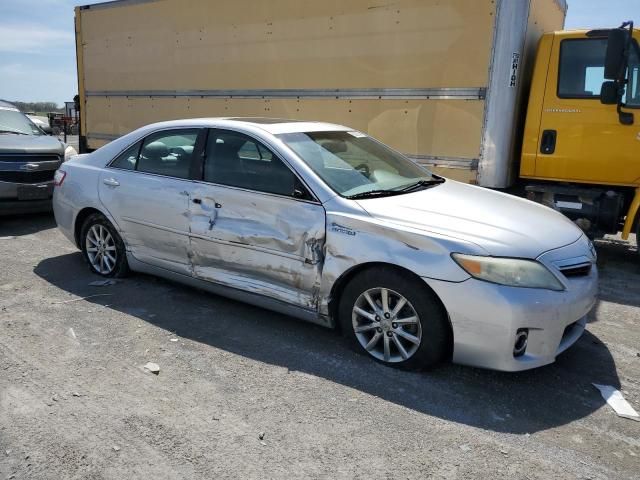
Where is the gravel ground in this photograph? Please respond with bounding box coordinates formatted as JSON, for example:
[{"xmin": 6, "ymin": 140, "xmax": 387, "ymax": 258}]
[{"xmin": 0, "ymin": 213, "xmax": 638, "ymax": 479}]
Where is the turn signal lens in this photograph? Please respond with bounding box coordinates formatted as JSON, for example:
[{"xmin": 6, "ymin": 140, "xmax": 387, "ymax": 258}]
[
  {"xmin": 454, "ymin": 256, "xmax": 483, "ymax": 276},
  {"xmin": 53, "ymin": 170, "xmax": 67, "ymax": 187}
]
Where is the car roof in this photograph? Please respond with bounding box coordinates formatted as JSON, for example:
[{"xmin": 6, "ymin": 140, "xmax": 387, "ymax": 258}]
[
  {"xmin": 0, "ymin": 100, "xmax": 19, "ymax": 111},
  {"xmin": 149, "ymin": 117, "xmax": 354, "ymax": 135},
  {"xmin": 220, "ymin": 117, "xmax": 353, "ymax": 134}
]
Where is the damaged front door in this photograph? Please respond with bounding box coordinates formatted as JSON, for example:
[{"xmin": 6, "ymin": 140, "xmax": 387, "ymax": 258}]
[{"xmin": 189, "ymin": 129, "xmax": 325, "ymax": 310}]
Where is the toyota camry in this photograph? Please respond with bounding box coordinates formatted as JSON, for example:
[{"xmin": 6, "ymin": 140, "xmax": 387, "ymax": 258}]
[{"xmin": 53, "ymin": 118, "xmax": 598, "ymax": 371}]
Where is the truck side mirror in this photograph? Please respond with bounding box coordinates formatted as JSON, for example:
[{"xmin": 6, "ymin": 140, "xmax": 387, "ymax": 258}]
[
  {"xmin": 604, "ymin": 28, "xmax": 629, "ymax": 80},
  {"xmin": 600, "ymin": 81, "xmax": 619, "ymax": 104},
  {"xmin": 40, "ymin": 125, "xmax": 53, "ymax": 135}
]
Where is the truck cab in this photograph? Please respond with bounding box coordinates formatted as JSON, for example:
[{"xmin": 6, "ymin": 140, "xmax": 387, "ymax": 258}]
[{"xmin": 521, "ymin": 24, "xmax": 640, "ymax": 246}]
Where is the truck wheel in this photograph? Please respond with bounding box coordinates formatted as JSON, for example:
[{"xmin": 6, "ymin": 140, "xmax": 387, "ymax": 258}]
[
  {"xmin": 338, "ymin": 267, "xmax": 450, "ymax": 370},
  {"xmin": 80, "ymin": 213, "xmax": 129, "ymax": 278}
]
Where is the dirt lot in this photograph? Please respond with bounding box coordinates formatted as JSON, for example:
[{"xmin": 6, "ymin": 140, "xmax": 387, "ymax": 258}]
[{"xmin": 0, "ymin": 213, "xmax": 639, "ymax": 479}]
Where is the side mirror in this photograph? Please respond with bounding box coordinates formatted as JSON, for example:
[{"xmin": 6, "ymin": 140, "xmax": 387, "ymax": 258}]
[
  {"xmin": 601, "ymin": 81, "xmax": 635, "ymax": 125},
  {"xmin": 600, "ymin": 81, "xmax": 620, "ymax": 104},
  {"xmin": 40, "ymin": 125, "xmax": 53, "ymax": 135},
  {"xmin": 604, "ymin": 28, "xmax": 629, "ymax": 80}
]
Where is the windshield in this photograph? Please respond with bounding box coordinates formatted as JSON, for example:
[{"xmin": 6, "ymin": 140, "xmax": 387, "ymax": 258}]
[
  {"xmin": 0, "ymin": 107, "xmax": 43, "ymax": 135},
  {"xmin": 277, "ymin": 131, "xmax": 439, "ymax": 198}
]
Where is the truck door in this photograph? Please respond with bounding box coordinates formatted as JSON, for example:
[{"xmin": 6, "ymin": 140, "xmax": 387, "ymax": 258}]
[{"xmin": 533, "ymin": 33, "xmax": 640, "ymax": 185}]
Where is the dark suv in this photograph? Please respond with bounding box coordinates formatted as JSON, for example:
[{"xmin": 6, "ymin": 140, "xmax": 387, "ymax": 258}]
[{"xmin": 0, "ymin": 100, "xmax": 76, "ymax": 214}]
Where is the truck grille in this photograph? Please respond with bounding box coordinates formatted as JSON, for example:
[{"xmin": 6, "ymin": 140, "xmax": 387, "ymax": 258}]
[
  {"xmin": 0, "ymin": 154, "xmax": 61, "ymax": 163},
  {"xmin": 559, "ymin": 262, "xmax": 592, "ymax": 278},
  {"xmin": 0, "ymin": 170, "xmax": 56, "ymax": 184},
  {"xmin": 0, "ymin": 154, "xmax": 61, "ymax": 184}
]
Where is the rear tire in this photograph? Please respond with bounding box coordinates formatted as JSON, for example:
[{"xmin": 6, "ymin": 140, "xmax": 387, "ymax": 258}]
[
  {"xmin": 80, "ymin": 213, "xmax": 129, "ymax": 278},
  {"xmin": 338, "ymin": 267, "xmax": 450, "ymax": 370}
]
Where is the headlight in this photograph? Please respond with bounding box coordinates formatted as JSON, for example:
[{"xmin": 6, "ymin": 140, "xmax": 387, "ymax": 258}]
[
  {"xmin": 452, "ymin": 253, "xmax": 565, "ymax": 291},
  {"xmin": 64, "ymin": 145, "xmax": 78, "ymax": 161}
]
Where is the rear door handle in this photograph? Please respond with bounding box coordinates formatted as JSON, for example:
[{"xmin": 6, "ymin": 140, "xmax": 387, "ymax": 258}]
[
  {"xmin": 540, "ymin": 129, "xmax": 557, "ymax": 155},
  {"xmin": 192, "ymin": 198, "xmax": 202, "ymax": 204},
  {"xmin": 208, "ymin": 210, "xmax": 218, "ymax": 230},
  {"xmin": 103, "ymin": 178, "xmax": 120, "ymax": 187}
]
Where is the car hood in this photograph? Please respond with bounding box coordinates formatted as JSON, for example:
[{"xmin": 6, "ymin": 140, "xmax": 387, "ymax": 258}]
[
  {"xmin": 356, "ymin": 180, "xmax": 583, "ymax": 258},
  {"xmin": 0, "ymin": 134, "xmax": 65, "ymax": 155}
]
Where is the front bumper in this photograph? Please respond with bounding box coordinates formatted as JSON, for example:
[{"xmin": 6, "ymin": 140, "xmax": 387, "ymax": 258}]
[
  {"xmin": 424, "ymin": 265, "xmax": 598, "ymax": 372},
  {"xmin": 0, "ymin": 198, "xmax": 53, "ymax": 215},
  {"xmin": 0, "ymin": 180, "xmax": 54, "ymax": 215}
]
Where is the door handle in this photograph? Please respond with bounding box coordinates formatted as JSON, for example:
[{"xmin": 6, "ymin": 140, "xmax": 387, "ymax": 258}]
[
  {"xmin": 103, "ymin": 178, "xmax": 120, "ymax": 187},
  {"xmin": 540, "ymin": 130, "xmax": 557, "ymax": 155},
  {"xmin": 208, "ymin": 209, "xmax": 218, "ymax": 230},
  {"xmin": 192, "ymin": 198, "xmax": 202, "ymax": 204}
]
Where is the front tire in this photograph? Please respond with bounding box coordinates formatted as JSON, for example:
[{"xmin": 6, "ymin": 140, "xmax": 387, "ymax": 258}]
[
  {"xmin": 338, "ymin": 267, "xmax": 450, "ymax": 370},
  {"xmin": 80, "ymin": 213, "xmax": 129, "ymax": 278}
]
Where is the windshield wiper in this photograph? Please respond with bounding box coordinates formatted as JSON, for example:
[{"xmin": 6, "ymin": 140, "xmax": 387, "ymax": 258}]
[
  {"xmin": 395, "ymin": 177, "xmax": 445, "ymax": 193},
  {"xmin": 345, "ymin": 189, "xmax": 405, "ymax": 200},
  {"xmin": 0, "ymin": 129, "xmax": 29, "ymax": 135}
]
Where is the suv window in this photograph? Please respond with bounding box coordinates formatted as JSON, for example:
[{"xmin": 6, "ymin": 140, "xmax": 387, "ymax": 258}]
[
  {"xmin": 135, "ymin": 129, "xmax": 199, "ymax": 179},
  {"xmin": 204, "ymin": 130, "xmax": 306, "ymax": 198},
  {"xmin": 559, "ymin": 38, "xmax": 640, "ymax": 104}
]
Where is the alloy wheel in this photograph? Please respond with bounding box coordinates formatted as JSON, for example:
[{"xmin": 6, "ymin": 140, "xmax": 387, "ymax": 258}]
[
  {"xmin": 352, "ymin": 287, "xmax": 422, "ymax": 363},
  {"xmin": 85, "ymin": 224, "xmax": 117, "ymax": 275}
]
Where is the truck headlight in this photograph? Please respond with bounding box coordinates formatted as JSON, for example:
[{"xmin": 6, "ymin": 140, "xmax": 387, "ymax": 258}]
[
  {"xmin": 64, "ymin": 145, "xmax": 78, "ymax": 161},
  {"xmin": 452, "ymin": 254, "xmax": 565, "ymax": 291}
]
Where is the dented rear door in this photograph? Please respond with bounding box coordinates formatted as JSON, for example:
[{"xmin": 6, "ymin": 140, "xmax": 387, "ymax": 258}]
[{"xmin": 188, "ymin": 129, "xmax": 326, "ymax": 310}]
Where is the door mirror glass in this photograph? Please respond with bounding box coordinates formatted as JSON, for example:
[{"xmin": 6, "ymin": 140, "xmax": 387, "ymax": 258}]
[
  {"xmin": 600, "ymin": 81, "xmax": 620, "ymax": 104},
  {"xmin": 604, "ymin": 28, "xmax": 629, "ymax": 80}
]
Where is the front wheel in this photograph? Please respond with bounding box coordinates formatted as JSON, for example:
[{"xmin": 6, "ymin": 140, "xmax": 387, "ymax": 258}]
[
  {"xmin": 338, "ymin": 267, "xmax": 450, "ymax": 370},
  {"xmin": 80, "ymin": 213, "xmax": 129, "ymax": 278}
]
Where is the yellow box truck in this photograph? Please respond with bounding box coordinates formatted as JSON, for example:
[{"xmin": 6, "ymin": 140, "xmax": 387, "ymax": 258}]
[{"xmin": 74, "ymin": 0, "xmax": 640, "ymax": 249}]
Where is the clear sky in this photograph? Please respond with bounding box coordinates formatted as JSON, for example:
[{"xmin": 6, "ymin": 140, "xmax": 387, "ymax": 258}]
[{"xmin": 0, "ymin": 0, "xmax": 639, "ymax": 106}]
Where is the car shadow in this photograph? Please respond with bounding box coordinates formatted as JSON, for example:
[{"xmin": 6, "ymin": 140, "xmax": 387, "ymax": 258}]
[
  {"xmin": 34, "ymin": 252, "xmax": 621, "ymax": 435},
  {"xmin": 0, "ymin": 212, "xmax": 56, "ymax": 237},
  {"xmin": 594, "ymin": 237, "xmax": 640, "ymax": 308}
]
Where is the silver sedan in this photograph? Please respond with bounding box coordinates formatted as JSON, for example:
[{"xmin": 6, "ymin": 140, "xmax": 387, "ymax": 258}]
[{"xmin": 53, "ymin": 118, "xmax": 598, "ymax": 371}]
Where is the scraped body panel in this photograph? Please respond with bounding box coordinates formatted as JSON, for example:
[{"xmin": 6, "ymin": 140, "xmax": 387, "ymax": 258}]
[{"xmin": 188, "ymin": 183, "xmax": 326, "ymax": 310}]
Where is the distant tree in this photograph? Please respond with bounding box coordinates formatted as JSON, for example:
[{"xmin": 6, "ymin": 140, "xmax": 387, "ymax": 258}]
[{"xmin": 0, "ymin": 100, "xmax": 63, "ymax": 114}]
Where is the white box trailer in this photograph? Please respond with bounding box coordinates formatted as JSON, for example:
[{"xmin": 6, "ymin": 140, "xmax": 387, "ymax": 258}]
[{"xmin": 75, "ymin": 0, "xmax": 566, "ymax": 188}]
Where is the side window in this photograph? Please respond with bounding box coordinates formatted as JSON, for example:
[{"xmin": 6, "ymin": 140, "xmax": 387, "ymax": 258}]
[
  {"xmin": 558, "ymin": 38, "xmax": 640, "ymax": 103},
  {"xmin": 111, "ymin": 141, "xmax": 141, "ymax": 170},
  {"xmin": 136, "ymin": 129, "xmax": 199, "ymax": 179},
  {"xmin": 204, "ymin": 130, "xmax": 308, "ymax": 198},
  {"xmin": 558, "ymin": 39, "xmax": 608, "ymax": 98}
]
